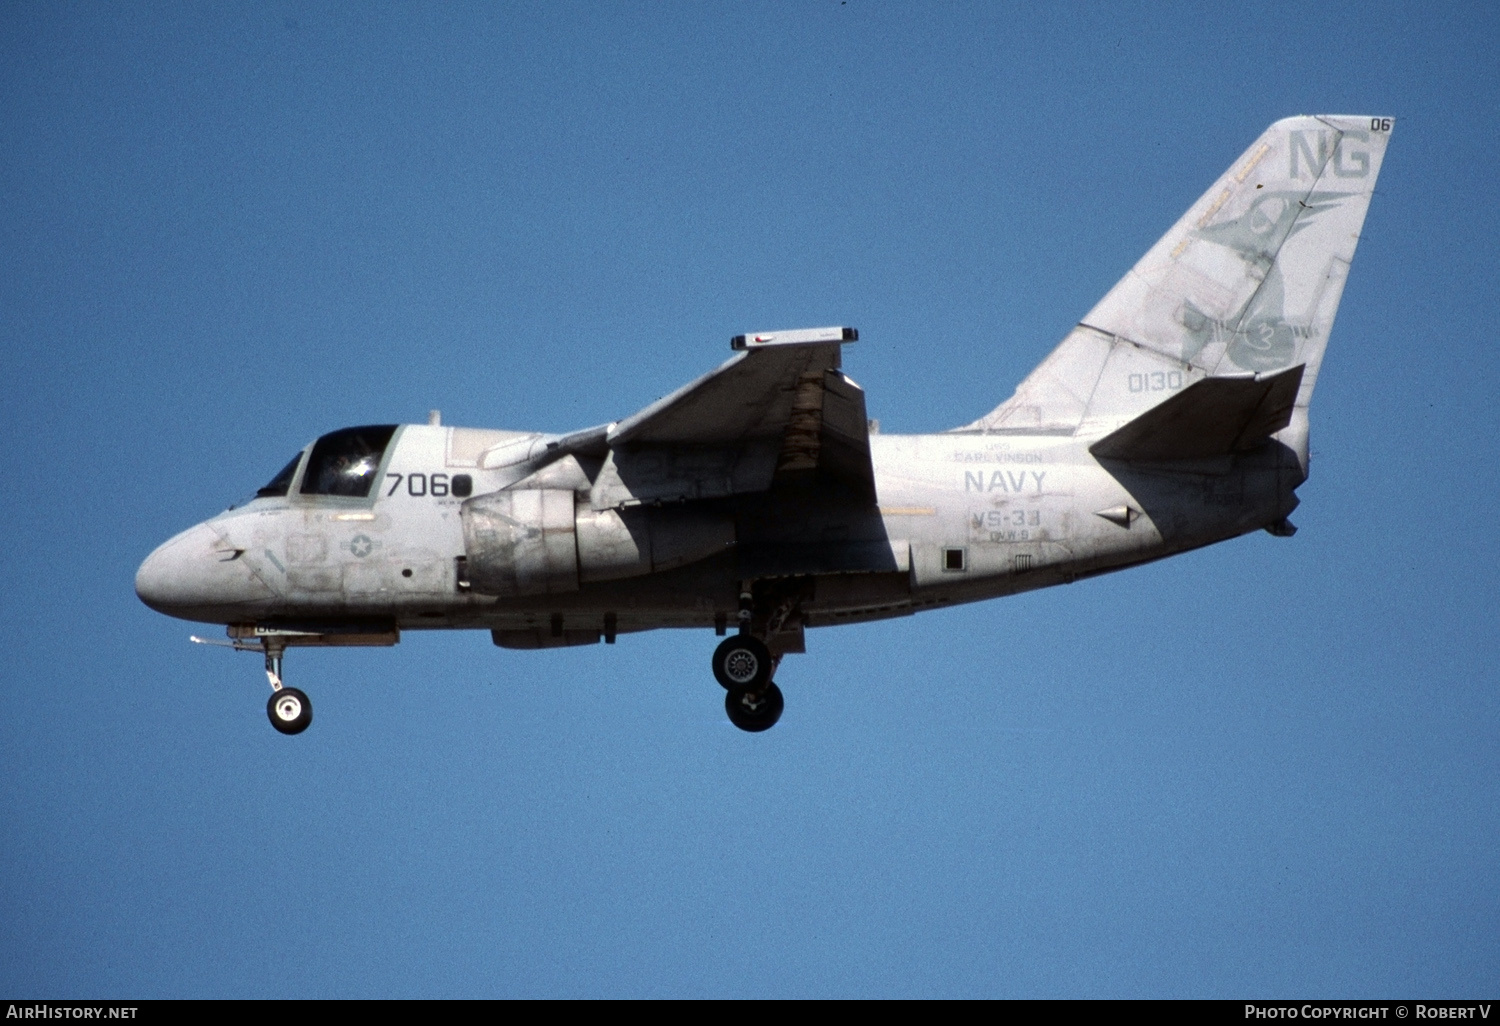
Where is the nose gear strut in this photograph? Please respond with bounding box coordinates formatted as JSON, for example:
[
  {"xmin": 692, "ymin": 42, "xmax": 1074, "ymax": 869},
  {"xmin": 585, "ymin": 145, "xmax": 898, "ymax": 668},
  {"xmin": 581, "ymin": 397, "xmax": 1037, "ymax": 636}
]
[
  {"xmin": 260, "ymin": 638, "xmax": 311, "ymax": 734},
  {"xmin": 190, "ymin": 631, "xmax": 313, "ymax": 735}
]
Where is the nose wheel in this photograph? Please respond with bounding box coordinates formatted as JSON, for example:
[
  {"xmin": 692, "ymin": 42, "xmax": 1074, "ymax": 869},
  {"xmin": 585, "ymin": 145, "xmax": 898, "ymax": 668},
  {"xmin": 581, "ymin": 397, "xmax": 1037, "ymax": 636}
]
[{"xmin": 268, "ymin": 687, "xmax": 312, "ymax": 734}]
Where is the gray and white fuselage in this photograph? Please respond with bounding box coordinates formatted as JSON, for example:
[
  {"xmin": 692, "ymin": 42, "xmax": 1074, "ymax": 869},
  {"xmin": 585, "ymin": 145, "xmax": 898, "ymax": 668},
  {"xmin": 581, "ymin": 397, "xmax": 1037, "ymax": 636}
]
[
  {"xmin": 134, "ymin": 423, "xmax": 1301, "ymax": 639},
  {"xmin": 135, "ymin": 114, "xmax": 1392, "ymax": 734}
]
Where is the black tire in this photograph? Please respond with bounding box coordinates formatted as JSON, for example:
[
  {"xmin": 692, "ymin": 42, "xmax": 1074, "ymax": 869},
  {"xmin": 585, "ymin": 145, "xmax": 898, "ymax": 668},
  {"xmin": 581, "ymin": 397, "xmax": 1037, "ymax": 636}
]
[
  {"xmin": 712, "ymin": 635, "xmax": 773, "ymax": 690},
  {"xmin": 267, "ymin": 687, "xmax": 312, "ymax": 735},
  {"xmin": 725, "ymin": 682, "xmax": 784, "ymax": 733}
]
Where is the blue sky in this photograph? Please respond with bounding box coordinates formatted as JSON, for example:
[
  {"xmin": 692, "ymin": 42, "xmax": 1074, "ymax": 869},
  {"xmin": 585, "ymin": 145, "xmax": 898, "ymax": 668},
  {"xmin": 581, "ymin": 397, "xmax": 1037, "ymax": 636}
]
[{"xmin": 2, "ymin": 1, "xmax": 1497, "ymax": 997}]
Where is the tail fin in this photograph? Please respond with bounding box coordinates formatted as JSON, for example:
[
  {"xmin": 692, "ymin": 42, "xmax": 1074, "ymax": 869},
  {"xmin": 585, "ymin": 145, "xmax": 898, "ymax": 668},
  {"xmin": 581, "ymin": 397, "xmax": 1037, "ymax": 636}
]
[{"xmin": 961, "ymin": 115, "xmax": 1393, "ymax": 443}]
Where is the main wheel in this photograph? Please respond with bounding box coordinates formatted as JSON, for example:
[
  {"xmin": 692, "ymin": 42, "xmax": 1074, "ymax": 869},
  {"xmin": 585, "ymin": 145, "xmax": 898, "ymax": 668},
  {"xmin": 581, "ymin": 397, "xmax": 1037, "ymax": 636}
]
[
  {"xmin": 267, "ymin": 687, "xmax": 312, "ymax": 735},
  {"xmin": 725, "ymin": 682, "xmax": 784, "ymax": 733},
  {"xmin": 712, "ymin": 635, "xmax": 773, "ymax": 690}
]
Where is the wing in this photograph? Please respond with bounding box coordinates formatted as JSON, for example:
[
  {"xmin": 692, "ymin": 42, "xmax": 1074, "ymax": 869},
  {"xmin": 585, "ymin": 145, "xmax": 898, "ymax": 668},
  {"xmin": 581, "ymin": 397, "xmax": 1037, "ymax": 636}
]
[{"xmin": 592, "ymin": 327, "xmax": 875, "ymax": 508}]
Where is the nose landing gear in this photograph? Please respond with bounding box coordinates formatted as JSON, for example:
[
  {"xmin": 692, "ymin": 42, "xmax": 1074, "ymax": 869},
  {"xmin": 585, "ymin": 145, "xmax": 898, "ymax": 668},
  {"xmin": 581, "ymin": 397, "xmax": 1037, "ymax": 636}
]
[
  {"xmin": 191, "ymin": 623, "xmax": 396, "ymax": 734},
  {"xmin": 191, "ymin": 633, "xmax": 314, "ymax": 735},
  {"xmin": 262, "ymin": 644, "xmax": 311, "ymax": 735}
]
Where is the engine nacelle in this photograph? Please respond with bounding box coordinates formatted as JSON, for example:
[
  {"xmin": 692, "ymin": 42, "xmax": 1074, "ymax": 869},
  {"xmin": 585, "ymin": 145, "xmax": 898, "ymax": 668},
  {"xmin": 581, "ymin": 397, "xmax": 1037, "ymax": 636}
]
[
  {"xmin": 462, "ymin": 489, "xmax": 735, "ymax": 597},
  {"xmin": 462, "ymin": 489, "xmax": 579, "ymax": 597},
  {"xmin": 574, "ymin": 505, "xmax": 735, "ymax": 582}
]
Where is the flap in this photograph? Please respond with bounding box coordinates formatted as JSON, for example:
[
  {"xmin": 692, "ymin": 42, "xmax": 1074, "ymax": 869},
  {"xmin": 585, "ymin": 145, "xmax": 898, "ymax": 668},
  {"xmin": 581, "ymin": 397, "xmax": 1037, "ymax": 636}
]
[
  {"xmin": 1089, "ymin": 364, "xmax": 1304, "ymax": 462},
  {"xmin": 596, "ymin": 340, "xmax": 876, "ymax": 506}
]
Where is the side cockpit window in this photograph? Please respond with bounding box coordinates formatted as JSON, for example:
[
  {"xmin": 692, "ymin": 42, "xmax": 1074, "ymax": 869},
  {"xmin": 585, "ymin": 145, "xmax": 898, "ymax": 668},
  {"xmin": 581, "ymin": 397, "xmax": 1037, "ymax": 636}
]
[
  {"xmin": 300, "ymin": 425, "xmax": 398, "ymax": 498},
  {"xmin": 256, "ymin": 453, "xmax": 304, "ymax": 498}
]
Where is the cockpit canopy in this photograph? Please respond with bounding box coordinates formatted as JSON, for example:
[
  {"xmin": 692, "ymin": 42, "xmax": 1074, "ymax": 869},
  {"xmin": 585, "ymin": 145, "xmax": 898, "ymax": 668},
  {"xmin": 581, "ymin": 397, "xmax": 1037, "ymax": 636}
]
[
  {"xmin": 254, "ymin": 425, "xmax": 398, "ymax": 500},
  {"xmin": 255, "ymin": 453, "xmax": 302, "ymax": 498}
]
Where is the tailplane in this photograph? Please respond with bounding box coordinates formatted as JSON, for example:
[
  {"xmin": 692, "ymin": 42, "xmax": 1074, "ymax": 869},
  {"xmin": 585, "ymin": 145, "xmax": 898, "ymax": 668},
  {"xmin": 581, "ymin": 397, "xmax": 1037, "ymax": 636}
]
[
  {"xmin": 960, "ymin": 115, "xmax": 1393, "ymax": 448},
  {"xmin": 1089, "ymin": 364, "xmax": 1303, "ymax": 462}
]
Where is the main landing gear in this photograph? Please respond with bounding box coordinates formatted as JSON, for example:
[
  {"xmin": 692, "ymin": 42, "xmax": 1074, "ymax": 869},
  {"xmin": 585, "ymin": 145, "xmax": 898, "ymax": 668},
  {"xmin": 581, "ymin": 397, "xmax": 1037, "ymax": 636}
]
[
  {"xmin": 712, "ymin": 634, "xmax": 772, "ymax": 690},
  {"xmin": 725, "ymin": 680, "xmax": 785, "ymax": 733},
  {"xmin": 710, "ymin": 587, "xmax": 797, "ymax": 732},
  {"xmin": 712, "ymin": 633, "xmax": 784, "ymax": 732}
]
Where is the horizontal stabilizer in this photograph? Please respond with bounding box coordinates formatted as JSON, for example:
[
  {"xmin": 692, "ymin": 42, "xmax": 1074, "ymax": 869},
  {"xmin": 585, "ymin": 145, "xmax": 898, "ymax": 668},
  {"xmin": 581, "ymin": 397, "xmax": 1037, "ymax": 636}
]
[{"xmin": 1089, "ymin": 364, "xmax": 1304, "ymax": 462}]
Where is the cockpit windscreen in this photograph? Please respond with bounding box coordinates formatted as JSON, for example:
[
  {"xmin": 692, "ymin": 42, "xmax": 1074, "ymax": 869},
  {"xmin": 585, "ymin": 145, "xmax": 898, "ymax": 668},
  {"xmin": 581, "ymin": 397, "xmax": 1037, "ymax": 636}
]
[
  {"xmin": 256, "ymin": 453, "xmax": 304, "ymax": 498},
  {"xmin": 300, "ymin": 425, "xmax": 398, "ymax": 498}
]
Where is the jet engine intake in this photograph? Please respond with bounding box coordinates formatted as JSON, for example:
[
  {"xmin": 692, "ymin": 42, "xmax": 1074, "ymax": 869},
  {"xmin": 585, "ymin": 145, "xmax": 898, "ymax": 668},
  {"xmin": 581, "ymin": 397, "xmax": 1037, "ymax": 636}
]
[
  {"xmin": 461, "ymin": 489, "xmax": 579, "ymax": 597},
  {"xmin": 461, "ymin": 489, "xmax": 734, "ymax": 596}
]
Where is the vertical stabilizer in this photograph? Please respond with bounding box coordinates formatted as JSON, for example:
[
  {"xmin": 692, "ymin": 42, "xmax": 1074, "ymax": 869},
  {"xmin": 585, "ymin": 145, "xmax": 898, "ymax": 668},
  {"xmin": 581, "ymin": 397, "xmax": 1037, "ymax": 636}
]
[{"xmin": 960, "ymin": 115, "xmax": 1392, "ymax": 438}]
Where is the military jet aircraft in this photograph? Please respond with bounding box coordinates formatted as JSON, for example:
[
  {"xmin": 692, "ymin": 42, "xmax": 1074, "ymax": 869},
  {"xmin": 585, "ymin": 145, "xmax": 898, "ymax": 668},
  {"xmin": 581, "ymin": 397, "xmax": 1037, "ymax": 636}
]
[{"xmin": 136, "ymin": 114, "xmax": 1393, "ymax": 735}]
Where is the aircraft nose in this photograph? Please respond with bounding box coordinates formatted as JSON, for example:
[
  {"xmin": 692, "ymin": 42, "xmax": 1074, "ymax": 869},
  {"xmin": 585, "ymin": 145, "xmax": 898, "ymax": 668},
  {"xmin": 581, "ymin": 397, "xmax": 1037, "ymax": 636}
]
[
  {"xmin": 135, "ymin": 522, "xmax": 274, "ymax": 620},
  {"xmin": 136, "ymin": 523, "xmax": 218, "ymax": 615}
]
